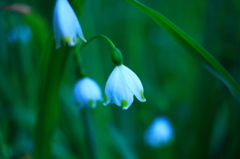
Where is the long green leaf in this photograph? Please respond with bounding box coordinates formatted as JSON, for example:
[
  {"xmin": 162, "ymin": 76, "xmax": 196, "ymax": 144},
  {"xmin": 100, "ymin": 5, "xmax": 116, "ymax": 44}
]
[
  {"xmin": 23, "ymin": 11, "xmax": 50, "ymax": 48},
  {"xmin": 109, "ymin": 125, "xmax": 137, "ymax": 159},
  {"xmin": 69, "ymin": 0, "xmax": 86, "ymax": 18},
  {"xmin": 126, "ymin": 0, "xmax": 240, "ymax": 102},
  {"xmin": 33, "ymin": 0, "xmax": 86, "ymax": 158},
  {"xmin": 33, "ymin": 34, "xmax": 72, "ymax": 159}
]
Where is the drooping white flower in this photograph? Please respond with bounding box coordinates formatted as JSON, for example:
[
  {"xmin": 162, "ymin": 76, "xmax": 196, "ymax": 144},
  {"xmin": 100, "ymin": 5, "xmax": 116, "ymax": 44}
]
[
  {"xmin": 73, "ymin": 77, "xmax": 102, "ymax": 108},
  {"xmin": 53, "ymin": 0, "xmax": 86, "ymax": 49},
  {"xmin": 144, "ymin": 117, "xmax": 174, "ymax": 148},
  {"xmin": 103, "ymin": 65, "xmax": 146, "ymax": 110}
]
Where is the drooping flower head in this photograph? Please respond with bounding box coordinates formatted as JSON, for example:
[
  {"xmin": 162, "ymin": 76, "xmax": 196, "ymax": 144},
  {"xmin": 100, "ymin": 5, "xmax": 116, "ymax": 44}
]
[
  {"xmin": 53, "ymin": 0, "xmax": 86, "ymax": 49},
  {"xmin": 74, "ymin": 77, "xmax": 102, "ymax": 108},
  {"xmin": 104, "ymin": 65, "xmax": 146, "ymax": 110}
]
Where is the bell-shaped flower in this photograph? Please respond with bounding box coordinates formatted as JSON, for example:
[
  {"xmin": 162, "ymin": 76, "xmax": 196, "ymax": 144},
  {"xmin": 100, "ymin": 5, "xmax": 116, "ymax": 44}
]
[
  {"xmin": 53, "ymin": 0, "xmax": 86, "ymax": 49},
  {"xmin": 103, "ymin": 65, "xmax": 146, "ymax": 110},
  {"xmin": 74, "ymin": 77, "xmax": 102, "ymax": 108}
]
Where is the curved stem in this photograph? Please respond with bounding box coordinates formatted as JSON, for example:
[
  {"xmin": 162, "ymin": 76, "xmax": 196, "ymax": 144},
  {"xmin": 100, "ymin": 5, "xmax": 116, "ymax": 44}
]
[
  {"xmin": 74, "ymin": 34, "xmax": 120, "ymax": 77},
  {"xmin": 80, "ymin": 35, "xmax": 116, "ymax": 50}
]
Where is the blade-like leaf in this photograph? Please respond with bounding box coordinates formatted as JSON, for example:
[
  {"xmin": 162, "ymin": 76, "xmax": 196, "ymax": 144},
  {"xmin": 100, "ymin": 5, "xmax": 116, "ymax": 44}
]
[
  {"xmin": 23, "ymin": 11, "xmax": 50, "ymax": 48},
  {"xmin": 126, "ymin": 0, "xmax": 240, "ymax": 102},
  {"xmin": 69, "ymin": 0, "xmax": 86, "ymax": 19},
  {"xmin": 109, "ymin": 125, "xmax": 137, "ymax": 159},
  {"xmin": 33, "ymin": 0, "xmax": 86, "ymax": 158},
  {"xmin": 33, "ymin": 34, "xmax": 72, "ymax": 159}
]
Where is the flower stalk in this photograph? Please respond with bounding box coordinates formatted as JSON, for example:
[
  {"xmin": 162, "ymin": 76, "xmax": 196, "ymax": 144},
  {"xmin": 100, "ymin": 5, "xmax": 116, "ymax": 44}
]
[{"xmin": 81, "ymin": 108, "xmax": 99, "ymax": 159}]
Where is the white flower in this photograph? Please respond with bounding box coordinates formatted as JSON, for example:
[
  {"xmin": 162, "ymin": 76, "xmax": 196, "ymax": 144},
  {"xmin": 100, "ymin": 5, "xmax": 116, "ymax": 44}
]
[
  {"xmin": 103, "ymin": 65, "xmax": 146, "ymax": 110},
  {"xmin": 73, "ymin": 77, "xmax": 102, "ymax": 108},
  {"xmin": 144, "ymin": 117, "xmax": 174, "ymax": 148},
  {"xmin": 53, "ymin": 0, "xmax": 86, "ymax": 49}
]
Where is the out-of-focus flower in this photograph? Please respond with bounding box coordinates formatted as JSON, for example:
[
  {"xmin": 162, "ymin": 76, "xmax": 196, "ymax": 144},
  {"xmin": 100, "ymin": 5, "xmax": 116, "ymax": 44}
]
[
  {"xmin": 103, "ymin": 65, "xmax": 146, "ymax": 110},
  {"xmin": 144, "ymin": 117, "xmax": 174, "ymax": 148},
  {"xmin": 53, "ymin": 0, "xmax": 86, "ymax": 49},
  {"xmin": 73, "ymin": 77, "xmax": 102, "ymax": 108},
  {"xmin": 8, "ymin": 25, "xmax": 32, "ymax": 44}
]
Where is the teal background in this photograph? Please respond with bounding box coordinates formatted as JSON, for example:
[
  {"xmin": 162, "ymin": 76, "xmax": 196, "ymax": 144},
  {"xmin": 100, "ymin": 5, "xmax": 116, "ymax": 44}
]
[{"xmin": 0, "ymin": 0, "xmax": 240, "ymax": 158}]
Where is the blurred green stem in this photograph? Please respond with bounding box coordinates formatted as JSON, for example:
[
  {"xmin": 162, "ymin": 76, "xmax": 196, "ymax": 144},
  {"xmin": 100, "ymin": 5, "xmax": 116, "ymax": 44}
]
[
  {"xmin": 81, "ymin": 108, "xmax": 98, "ymax": 159},
  {"xmin": 109, "ymin": 125, "xmax": 137, "ymax": 159},
  {"xmin": 74, "ymin": 47, "xmax": 86, "ymax": 78},
  {"xmin": 0, "ymin": 128, "xmax": 9, "ymax": 159}
]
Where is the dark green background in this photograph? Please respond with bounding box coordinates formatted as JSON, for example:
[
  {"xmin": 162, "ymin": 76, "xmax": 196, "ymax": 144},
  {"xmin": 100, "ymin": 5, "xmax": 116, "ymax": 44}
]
[{"xmin": 0, "ymin": 0, "xmax": 240, "ymax": 158}]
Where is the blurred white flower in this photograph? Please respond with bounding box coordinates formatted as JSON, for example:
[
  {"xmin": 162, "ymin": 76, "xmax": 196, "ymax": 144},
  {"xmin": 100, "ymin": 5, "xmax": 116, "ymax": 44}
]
[
  {"xmin": 73, "ymin": 77, "xmax": 102, "ymax": 108},
  {"xmin": 103, "ymin": 65, "xmax": 146, "ymax": 110},
  {"xmin": 144, "ymin": 117, "xmax": 174, "ymax": 148},
  {"xmin": 53, "ymin": 0, "xmax": 86, "ymax": 49}
]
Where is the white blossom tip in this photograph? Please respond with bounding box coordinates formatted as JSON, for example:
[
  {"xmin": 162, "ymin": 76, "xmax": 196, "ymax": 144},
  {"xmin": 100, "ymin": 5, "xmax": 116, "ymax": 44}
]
[
  {"xmin": 140, "ymin": 89, "xmax": 146, "ymax": 102},
  {"xmin": 81, "ymin": 34, "xmax": 87, "ymax": 42}
]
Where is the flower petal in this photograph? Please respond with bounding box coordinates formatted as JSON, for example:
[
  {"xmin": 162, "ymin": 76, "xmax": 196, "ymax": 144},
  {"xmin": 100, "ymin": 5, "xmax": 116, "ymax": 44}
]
[
  {"xmin": 104, "ymin": 65, "xmax": 145, "ymax": 109},
  {"xmin": 120, "ymin": 65, "xmax": 146, "ymax": 102},
  {"xmin": 53, "ymin": 0, "xmax": 86, "ymax": 48},
  {"xmin": 104, "ymin": 66, "xmax": 119, "ymax": 106},
  {"xmin": 74, "ymin": 77, "xmax": 102, "ymax": 108},
  {"xmin": 112, "ymin": 70, "xmax": 134, "ymax": 108}
]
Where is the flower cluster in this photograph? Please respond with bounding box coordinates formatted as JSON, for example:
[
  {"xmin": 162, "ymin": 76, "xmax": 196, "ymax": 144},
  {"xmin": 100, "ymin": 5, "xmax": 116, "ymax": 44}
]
[
  {"xmin": 53, "ymin": 0, "xmax": 146, "ymax": 110},
  {"xmin": 73, "ymin": 65, "xmax": 146, "ymax": 109}
]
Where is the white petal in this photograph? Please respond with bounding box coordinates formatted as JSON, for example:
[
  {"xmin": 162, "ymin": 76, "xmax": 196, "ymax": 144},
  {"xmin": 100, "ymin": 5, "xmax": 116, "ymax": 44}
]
[
  {"xmin": 112, "ymin": 69, "xmax": 134, "ymax": 108},
  {"xmin": 104, "ymin": 67, "xmax": 119, "ymax": 106},
  {"xmin": 53, "ymin": 0, "xmax": 86, "ymax": 48},
  {"xmin": 53, "ymin": 4, "xmax": 62, "ymax": 48},
  {"xmin": 104, "ymin": 66, "xmax": 134, "ymax": 109},
  {"xmin": 77, "ymin": 22, "xmax": 87, "ymax": 42},
  {"xmin": 120, "ymin": 65, "xmax": 146, "ymax": 102},
  {"xmin": 74, "ymin": 77, "xmax": 102, "ymax": 108},
  {"xmin": 104, "ymin": 65, "xmax": 146, "ymax": 109}
]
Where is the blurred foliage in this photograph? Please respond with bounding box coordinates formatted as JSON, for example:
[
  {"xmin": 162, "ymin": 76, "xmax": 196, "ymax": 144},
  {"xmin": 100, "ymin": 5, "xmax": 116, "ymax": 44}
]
[{"xmin": 0, "ymin": 0, "xmax": 240, "ymax": 159}]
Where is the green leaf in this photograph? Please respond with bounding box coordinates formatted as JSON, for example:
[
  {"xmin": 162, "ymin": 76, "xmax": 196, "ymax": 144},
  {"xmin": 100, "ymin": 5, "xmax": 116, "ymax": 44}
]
[
  {"xmin": 33, "ymin": 34, "xmax": 73, "ymax": 159},
  {"xmin": 109, "ymin": 125, "xmax": 137, "ymax": 159},
  {"xmin": 126, "ymin": 0, "xmax": 240, "ymax": 102},
  {"xmin": 23, "ymin": 11, "xmax": 50, "ymax": 48},
  {"xmin": 69, "ymin": 0, "xmax": 86, "ymax": 18},
  {"xmin": 33, "ymin": 0, "xmax": 86, "ymax": 158}
]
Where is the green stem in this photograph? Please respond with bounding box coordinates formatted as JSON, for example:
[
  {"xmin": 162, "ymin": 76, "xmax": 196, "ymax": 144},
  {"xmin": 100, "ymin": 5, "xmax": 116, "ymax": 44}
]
[
  {"xmin": 0, "ymin": 127, "xmax": 9, "ymax": 159},
  {"xmin": 74, "ymin": 49, "xmax": 86, "ymax": 78},
  {"xmin": 80, "ymin": 35, "xmax": 123, "ymax": 65},
  {"xmin": 74, "ymin": 34, "xmax": 118, "ymax": 77},
  {"xmin": 81, "ymin": 108, "xmax": 98, "ymax": 159},
  {"xmin": 80, "ymin": 35, "xmax": 116, "ymax": 50}
]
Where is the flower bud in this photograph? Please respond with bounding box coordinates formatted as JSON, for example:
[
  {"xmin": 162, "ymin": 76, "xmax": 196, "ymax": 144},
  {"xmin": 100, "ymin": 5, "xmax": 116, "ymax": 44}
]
[{"xmin": 111, "ymin": 48, "xmax": 123, "ymax": 66}]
